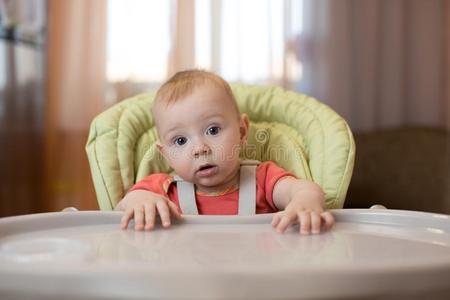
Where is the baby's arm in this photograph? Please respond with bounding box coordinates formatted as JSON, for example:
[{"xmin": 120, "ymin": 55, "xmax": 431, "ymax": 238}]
[
  {"xmin": 116, "ymin": 190, "xmax": 182, "ymax": 231},
  {"xmin": 272, "ymin": 177, "xmax": 334, "ymax": 234}
]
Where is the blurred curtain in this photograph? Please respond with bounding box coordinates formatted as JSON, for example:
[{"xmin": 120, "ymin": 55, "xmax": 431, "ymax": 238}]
[
  {"xmin": 45, "ymin": 0, "xmax": 107, "ymax": 211},
  {"xmin": 194, "ymin": 0, "xmax": 301, "ymax": 88},
  {"xmin": 297, "ymin": 0, "xmax": 448, "ymax": 132},
  {"xmin": 106, "ymin": 0, "xmax": 302, "ymax": 102}
]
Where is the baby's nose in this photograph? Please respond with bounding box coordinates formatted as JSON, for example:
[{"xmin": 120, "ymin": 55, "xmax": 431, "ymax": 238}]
[{"xmin": 192, "ymin": 141, "xmax": 211, "ymax": 157}]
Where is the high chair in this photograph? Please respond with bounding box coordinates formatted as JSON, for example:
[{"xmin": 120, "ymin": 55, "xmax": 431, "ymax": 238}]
[
  {"xmin": 86, "ymin": 84, "xmax": 355, "ymax": 211},
  {"xmin": 4, "ymin": 93, "xmax": 450, "ymax": 298}
]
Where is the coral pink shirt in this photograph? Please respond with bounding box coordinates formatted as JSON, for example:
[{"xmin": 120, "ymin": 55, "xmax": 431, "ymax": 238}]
[{"xmin": 129, "ymin": 161, "xmax": 296, "ymax": 215}]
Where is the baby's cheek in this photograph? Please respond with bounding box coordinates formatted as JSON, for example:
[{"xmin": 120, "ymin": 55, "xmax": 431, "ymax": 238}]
[
  {"xmin": 175, "ymin": 164, "xmax": 192, "ymax": 180},
  {"xmin": 170, "ymin": 149, "xmax": 190, "ymax": 161},
  {"xmin": 167, "ymin": 154, "xmax": 189, "ymax": 170}
]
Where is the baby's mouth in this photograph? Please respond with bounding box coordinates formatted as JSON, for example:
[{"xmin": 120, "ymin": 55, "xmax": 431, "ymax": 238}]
[
  {"xmin": 197, "ymin": 164, "xmax": 216, "ymax": 172},
  {"xmin": 196, "ymin": 164, "xmax": 218, "ymax": 177}
]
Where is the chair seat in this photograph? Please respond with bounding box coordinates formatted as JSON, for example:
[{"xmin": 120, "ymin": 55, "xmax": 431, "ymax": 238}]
[{"xmin": 86, "ymin": 84, "xmax": 355, "ymax": 210}]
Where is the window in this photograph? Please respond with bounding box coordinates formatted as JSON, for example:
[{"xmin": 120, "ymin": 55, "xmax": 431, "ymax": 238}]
[
  {"xmin": 107, "ymin": 0, "xmax": 172, "ymax": 82},
  {"xmin": 106, "ymin": 0, "xmax": 304, "ymax": 90}
]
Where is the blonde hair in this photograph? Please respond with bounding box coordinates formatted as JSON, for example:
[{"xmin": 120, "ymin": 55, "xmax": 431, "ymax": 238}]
[{"xmin": 152, "ymin": 69, "xmax": 240, "ymax": 116}]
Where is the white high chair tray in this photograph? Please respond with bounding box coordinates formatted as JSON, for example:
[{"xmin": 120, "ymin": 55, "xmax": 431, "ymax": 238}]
[{"xmin": 0, "ymin": 209, "xmax": 450, "ymax": 300}]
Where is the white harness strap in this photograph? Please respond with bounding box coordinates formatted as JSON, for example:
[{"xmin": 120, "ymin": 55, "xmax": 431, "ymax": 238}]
[
  {"xmin": 238, "ymin": 160, "xmax": 258, "ymax": 215},
  {"xmin": 173, "ymin": 175, "xmax": 199, "ymax": 215},
  {"xmin": 174, "ymin": 160, "xmax": 259, "ymax": 215}
]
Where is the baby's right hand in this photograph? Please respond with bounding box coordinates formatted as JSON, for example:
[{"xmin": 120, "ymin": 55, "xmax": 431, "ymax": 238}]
[{"xmin": 116, "ymin": 190, "xmax": 182, "ymax": 231}]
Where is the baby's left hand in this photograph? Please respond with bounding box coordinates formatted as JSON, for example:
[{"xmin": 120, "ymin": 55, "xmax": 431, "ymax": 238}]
[{"xmin": 271, "ymin": 197, "xmax": 334, "ymax": 235}]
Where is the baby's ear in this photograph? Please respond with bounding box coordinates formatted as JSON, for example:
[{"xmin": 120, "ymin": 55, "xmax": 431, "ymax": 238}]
[
  {"xmin": 156, "ymin": 142, "xmax": 167, "ymax": 159},
  {"xmin": 239, "ymin": 113, "xmax": 250, "ymax": 143},
  {"xmin": 156, "ymin": 142, "xmax": 174, "ymax": 168}
]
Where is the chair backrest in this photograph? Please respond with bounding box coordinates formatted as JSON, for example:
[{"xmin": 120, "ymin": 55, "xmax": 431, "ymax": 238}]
[{"xmin": 86, "ymin": 84, "xmax": 355, "ymax": 210}]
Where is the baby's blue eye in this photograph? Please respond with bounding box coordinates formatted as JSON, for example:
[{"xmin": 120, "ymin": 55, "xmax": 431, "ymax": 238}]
[
  {"xmin": 174, "ymin": 137, "xmax": 187, "ymax": 146},
  {"xmin": 207, "ymin": 126, "xmax": 220, "ymax": 135}
]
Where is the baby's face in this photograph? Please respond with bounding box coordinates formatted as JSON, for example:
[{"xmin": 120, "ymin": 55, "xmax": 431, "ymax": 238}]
[{"xmin": 154, "ymin": 84, "xmax": 248, "ymax": 192}]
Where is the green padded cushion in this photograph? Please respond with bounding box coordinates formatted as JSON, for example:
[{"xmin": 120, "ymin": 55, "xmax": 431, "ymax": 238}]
[{"xmin": 86, "ymin": 84, "xmax": 355, "ymax": 210}]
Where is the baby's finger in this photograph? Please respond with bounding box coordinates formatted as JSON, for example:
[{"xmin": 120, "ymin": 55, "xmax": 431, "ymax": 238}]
[
  {"xmin": 156, "ymin": 200, "xmax": 171, "ymax": 228},
  {"xmin": 310, "ymin": 211, "xmax": 321, "ymax": 234},
  {"xmin": 321, "ymin": 211, "xmax": 335, "ymax": 230},
  {"xmin": 271, "ymin": 212, "xmax": 282, "ymax": 228},
  {"xmin": 144, "ymin": 204, "xmax": 156, "ymax": 230},
  {"xmin": 299, "ymin": 211, "xmax": 311, "ymax": 235},
  {"xmin": 134, "ymin": 206, "xmax": 145, "ymax": 231},
  {"xmin": 120, "ymin": 209, "xmax": 134, "ymax": 230},
  {"xmin": 276, "ymin": 211, "xmax": 297, "ymax": 233},
  {"xmin": 167, "ymin": 200, "xmax": 183, "ymax": 219}
]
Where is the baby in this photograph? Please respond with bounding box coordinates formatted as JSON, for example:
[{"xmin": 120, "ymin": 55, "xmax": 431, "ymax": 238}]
[{"xmin": 116, "ymin": 70, "xmax": 334, "ymax": 234}]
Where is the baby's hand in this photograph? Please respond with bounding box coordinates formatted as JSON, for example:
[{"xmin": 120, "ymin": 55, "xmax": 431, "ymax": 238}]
[
  {"xmin": 116, "ymin": 190, "xmax": 182, "ymax": 231},
  {"xmin": 271, "ymin": 192, "xmax": 334, "ymax": 235}
]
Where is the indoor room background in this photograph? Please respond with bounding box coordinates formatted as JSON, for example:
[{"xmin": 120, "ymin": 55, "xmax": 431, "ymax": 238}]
[{"xmin": 0, "ymin": 0, "xmax": 449, "ymax": 217}]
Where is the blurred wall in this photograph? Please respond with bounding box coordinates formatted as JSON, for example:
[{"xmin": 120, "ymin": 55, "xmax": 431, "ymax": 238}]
[
  {"xmin": 0, "ymin": 38, "xmax": 45, "ymax": 216},
  {"xmin": 0, "ymin": 0, "xmax": 46, "ymax": 217},
  {"xmin": 0, "ymin": 0, "xmax": 106, "ymax": 217}
]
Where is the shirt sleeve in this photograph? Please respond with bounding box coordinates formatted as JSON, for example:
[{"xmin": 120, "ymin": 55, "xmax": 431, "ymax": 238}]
[
  {"xmin": 128, "ymin": 173, "xmax": 174, "ymax": 197},
  {"xmin": 256, "ymin": 161, "xmax": 297, "ymax": 211}
]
